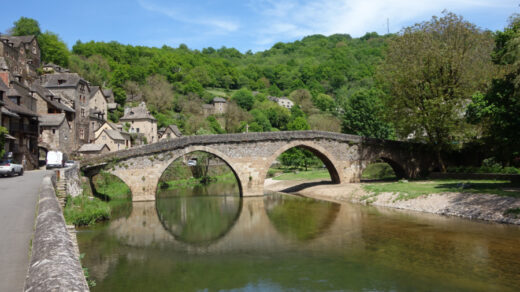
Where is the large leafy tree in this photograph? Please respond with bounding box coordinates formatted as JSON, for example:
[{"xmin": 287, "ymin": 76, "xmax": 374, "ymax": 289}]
[
  {"xmin": 10, "ymin": 17, "xmax": 70, "ymax": 67},
  {"xmin": 341, "ymin": 88, "xmax": 394, "ymax": 139},
  {"xmin": 380, "ymin": 11, "xmax": 494, "ymax": 171},
  {"xmin": 467, "ymin": 15, "xmax": 520, "ymax": 165}
]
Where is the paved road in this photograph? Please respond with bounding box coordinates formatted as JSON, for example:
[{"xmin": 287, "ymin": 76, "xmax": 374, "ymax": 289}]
[{"xmin": 0, "ymin": 170, "xmax": 50, "ymax": 292}]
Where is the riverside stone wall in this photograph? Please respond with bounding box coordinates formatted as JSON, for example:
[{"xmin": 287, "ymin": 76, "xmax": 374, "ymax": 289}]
[
  {"xmin": 62, "ymin": 163, "xmax": 82, "ymax": 197},
  {"xmin": 24, "ymin": 173, "xmax": 89, "ymax": 291}
]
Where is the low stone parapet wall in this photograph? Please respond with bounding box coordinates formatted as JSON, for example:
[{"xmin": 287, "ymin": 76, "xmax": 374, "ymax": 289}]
[
  {"xmin": 24, "ymin": 173, "xmax": 88, "ymax": 291},
  {"xmin": 62, "ymin": 163, "xmax": 82, "ymax": 197}
]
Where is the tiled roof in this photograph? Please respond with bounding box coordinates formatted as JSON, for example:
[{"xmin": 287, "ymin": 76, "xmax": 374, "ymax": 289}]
[
  {"xmin": 167, "ymin": 124, "xmax": 182, "ymax": 137},
  {"xmin": 78, "ymin": 143, "xmax": 110, "ymax": 152},
  {"xmin": 0, "ymin": 35, "xmax": 35, "ymax": 47},
  {"xmin": 39, "ymin": 73, "xmax": 85, "ymax": 88},
  {"xmin": 120, "ymin": 102, "xmax": 156, "ymax": 121},
  {"xmin": 104, "ymin": 129, "xmax": 126, "ymax": 141},
  {"xmin": 212, "ymin": 97, "xmax": 227, "ymax": 103},
  {"xmin": 31, "ymin": 83, "xmax": 75, "ymax": 113},
  {"xmin": 1, "ymin": 107, "xmax": 20, "ymax": 118},
  {"xmin": 3, "ymin": 94, "xmax": 38, "ymax": 117},
  {"xmin": 39, "ymin": 113, "xmax": 65, "ymax": 127}
]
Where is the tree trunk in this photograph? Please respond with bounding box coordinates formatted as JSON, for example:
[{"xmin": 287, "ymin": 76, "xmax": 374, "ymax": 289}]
[{"xmin": 436, "ymin": 149, "xmax": 447, "ymax": 173}]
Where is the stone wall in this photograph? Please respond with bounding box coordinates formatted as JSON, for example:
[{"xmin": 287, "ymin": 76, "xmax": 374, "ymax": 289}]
[
  {"xmin": 24, "ymin": 172, "xmax": 88, "ymax": 291},
  {"xmin": 62, "ymin": 163, "xmax": 82, "ymax": 197}
]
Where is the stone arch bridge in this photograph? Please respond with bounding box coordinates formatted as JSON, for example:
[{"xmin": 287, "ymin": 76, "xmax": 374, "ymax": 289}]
[{"xmin": 81, "ymin": 131, "xmax": 435, "ymax": 201}]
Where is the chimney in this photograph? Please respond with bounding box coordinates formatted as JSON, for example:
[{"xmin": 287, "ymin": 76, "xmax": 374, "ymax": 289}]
[{"xmin": 0, "ymin": 71, "xmax": 9, "ymax": 86}]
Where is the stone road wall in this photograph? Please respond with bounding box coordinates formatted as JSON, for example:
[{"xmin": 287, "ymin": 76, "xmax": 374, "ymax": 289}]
[{"xmin": 24, "ymin": 173, "xmax": 88, "ymax": 291}]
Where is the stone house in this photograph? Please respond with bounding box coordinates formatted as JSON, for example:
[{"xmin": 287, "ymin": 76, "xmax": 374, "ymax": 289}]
[
  {"xmin": 158, "ymin": 124, "xmax": 182, "ymax": 141},
  {"xmin": 38, "ymin": 113, "xmax": 70, "ymax": 152},
  {"xmin": 268, "ymin": 96, "xmax": 294, "ymax": 109},
  {"xmin": 88, "ymin": 86, "xmax": 107, "ymax": 119},
  {"xmin": 39, "ymin": 72, "xmax": 91, "ymax": 149},
  {"xmin": 95, "ymin": 128, "xmax": 130, "ymax": 152},
  {"xmin": 203, "ymin": 97, "xmax": 228, "ymax": 116},
  {"xmin": 120, "ymin": 102, "xmax": 157, "ymax": 144},
  {"xmin": 0, "ymin": 35, "xmax": 40, "ymax": 85},
  {"xmin": 2, "ymin": 82, "xmax": 39, "ymax": 169},
  {"xmin": 77, "ymin": 143, "xmax": 110, "ymax": 157},
  {"xmin": 94, "ymin": 121, "xmax": 123, "ymax": 138}
]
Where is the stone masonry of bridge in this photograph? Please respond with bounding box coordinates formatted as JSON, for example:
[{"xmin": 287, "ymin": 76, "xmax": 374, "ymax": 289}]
[{"xmin": 81, "ymin": 131, "xmax": 435, "ymax": 201}]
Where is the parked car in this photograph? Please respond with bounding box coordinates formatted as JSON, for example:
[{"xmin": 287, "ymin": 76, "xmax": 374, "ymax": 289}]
[
  {"xmin": 64, "ymin": 160, "xmax": 75, "ymax": 168},
  {"xmin": 46, "ymin": 151, "xmax": 67, "ymax": 169},
  {"xmin": 187, "ymin": 159, "xmax": 197, "ymax": 166},
  {"xmin": 0, "ymin": 160, "xmax": 23, "ymax": 177}
]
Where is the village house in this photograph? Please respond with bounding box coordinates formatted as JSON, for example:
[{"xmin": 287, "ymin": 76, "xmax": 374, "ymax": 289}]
[
  {"xmin": 120, "ymin": 102, "xmax": 157, "ymax": 144},
  {"xmin": 88, "ymin": 86, "xmax": 108, "ymax": 139},
  {"xmin": 77, "ymin": 143, "xmax": 110, "ymax": 157},
  {"xmin": 38, "ymin": 113, "xmax": 70, "ymax": 153},
  {"xmin": 39, "ymin": 72, "xmax": 91, "ymax": 149},
  {"xmin": 202, "ymin": 97, "xmax": 228, "ymax": 116},
  {"xmin": 94, "ymin": 121, "xmax": 123, "ymax": 138},
  {"xmin": 268, "ymin": 96, "xmax": 294, "ymax": 109},
  {"xmin": 158, "ymin": 124, "xmax": 182, "ymax": 141},
  {"xmin": 0, "ymin": 35, "xmax": 40, "ymax": 85},
  {"xmin": 94, "ymin": 128, "xmax": 130, "ymax": 152}
]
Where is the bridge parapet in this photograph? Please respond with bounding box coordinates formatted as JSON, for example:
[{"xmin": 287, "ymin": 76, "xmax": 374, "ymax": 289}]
[{"xmin": 80, "ymin": 131, "xmax": 434, "ymax": 201}]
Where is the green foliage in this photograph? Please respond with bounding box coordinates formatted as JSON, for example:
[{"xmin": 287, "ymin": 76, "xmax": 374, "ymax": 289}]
[
  {"xmin": 380, "ymin": 11, "xmax": 494, "ymax": 170},
  {"xmin": 467, "ymin": 15, "xmax": 520, "ymax": 165},
  {"xmin": 313, "ymin": 93, "xmax": 335, "ymax": 112},
  {"xmin": 11, "ymin": 17, "xmax": 41, "ymax": 36},
  {"xmin": 64, "ymin": 194, "xmax": 110, "ymax": 226},
  {"xmin": 0, "ymin": 126, "xmax": 7, "ymax": 158},
  {"xmin": 38, "ymin": 31, "xmax": 70, "ymax": 67},
  {"xmin": 279, "ymin": 148, "xmax": 322, "ymax": 171},
  {"xmin": 362, "ymin": 163, "xmax": 397, "ymax": 180},
  {"xmin": 341, "ymin": 88, "xmax": 394, "ymax": 139},
  {"xmin": 206, "ymin": 116, "xmax": 225, "ymax": 134},
  {"xmin": 287, "ymin": 116, "xmax": 310, "ymax": 130},
  {"xmin": 272, "ymin": 169, "xmax": 331, "ymax": 181},
  {"xmin": 232, "ymin": 88, "xmax": 254, "ymax": 111}
]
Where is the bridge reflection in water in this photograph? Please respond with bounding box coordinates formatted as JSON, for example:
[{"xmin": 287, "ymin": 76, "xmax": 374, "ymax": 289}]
[{"xmin": 106, "ymin": 192, "xmax": 356, "ymax": 253}]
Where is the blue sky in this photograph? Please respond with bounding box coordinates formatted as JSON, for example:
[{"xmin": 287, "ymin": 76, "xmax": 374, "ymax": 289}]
[{"xmin": 0, "ymin": 0, "xmax": 518, "ymax": 52}]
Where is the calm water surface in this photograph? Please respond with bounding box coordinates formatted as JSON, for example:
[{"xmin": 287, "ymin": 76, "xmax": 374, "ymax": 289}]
[{"xmin": 78, "ymin": 182, "xmax": 520, "ymax": 291}]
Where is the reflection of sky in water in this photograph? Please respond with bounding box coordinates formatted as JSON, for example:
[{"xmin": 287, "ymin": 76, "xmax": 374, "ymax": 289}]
[{"xmin": 78, "ymin": 188, "xmax": 520, "ymax": 292}]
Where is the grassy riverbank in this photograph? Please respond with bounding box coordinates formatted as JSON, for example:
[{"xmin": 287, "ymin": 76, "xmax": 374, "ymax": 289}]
[
  {"xmin": 159, "ymin": 172, "xmax": 236, "ymax": 189},
  {"xmin": 64, "ymin": 172, "xmax": 131, "ymax": 226},
  {"xmin": 363, "ymin": 179, "xmax": 520, "ymax": 201},
  {"xmin": 271, "ymin": 163, "xmax": 397, "ymax": 181}
]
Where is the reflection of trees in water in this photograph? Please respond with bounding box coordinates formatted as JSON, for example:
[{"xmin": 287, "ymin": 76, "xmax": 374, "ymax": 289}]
[
  {"xmin": 265, "ymin": 193, "xmax": 340, "ymax": 241},
  {"xmin": 156, "ymin": 183, "xmax": 241, "ymax": 245}
]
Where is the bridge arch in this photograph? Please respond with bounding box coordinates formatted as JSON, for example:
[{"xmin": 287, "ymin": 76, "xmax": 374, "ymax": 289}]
[
  {"xmin": 157, "ymin": 145, "xmax": 244, "ymax": 197},
  {"xmin": 261, "ymin": 141, "xmax": 343, "ymax": 184}
]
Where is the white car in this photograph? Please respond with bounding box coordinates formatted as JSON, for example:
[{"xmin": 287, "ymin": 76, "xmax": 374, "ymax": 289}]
[{"xmin": 0, "ymin": 160, "xmax": 24, "ymax": 177}]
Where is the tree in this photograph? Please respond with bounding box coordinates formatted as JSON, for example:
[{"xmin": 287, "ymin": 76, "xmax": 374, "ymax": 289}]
[
  {"xmin": 467, "ymin": 15, "xmax": 520, "ymax": 165},
  {"xmin": 232, "ymin": 88, "xmax": 254, "ymax": 111},
  {"xmin": 379, "ymin": 11, "xmax": 494, "ymax": 171},
  {"xmin": 142, "ymin": 75, "xmax": 174, "ymax": 112},
  {"xmin": 341, "ymin": 88, "xmax": 394, "ymax": 139},
  {"xmin": 223, "ymin": 102, "xmax": 252, "ymax": 133},
  {"xmin": 0, "ymin": 126, "xmax": 7, "ymax": 158},
  {"xmin": 287, "ymin": 117, "xmax": 310, "ymax": 131},
  {"xmin": 10, "ymin": 17, "xmax": 41, "ymax": 36}
]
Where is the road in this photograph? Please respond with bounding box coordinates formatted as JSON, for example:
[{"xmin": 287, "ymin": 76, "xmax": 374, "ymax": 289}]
[{"xmin": 0, "ymin": 170, "xmax": 50, "ymax": 292}]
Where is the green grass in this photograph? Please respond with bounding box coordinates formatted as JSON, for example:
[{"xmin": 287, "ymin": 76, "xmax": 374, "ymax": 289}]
[
  {"xmin": 64, "ymin": 173, "xmax": 132, "ymax": 226},
  {"xmin": 273, "ymin": 169, "xmax": 331, "ymax": 181},
  {"xmin": 159, "ymin": 172, "xmax": 237, "ymax": 190},
  {"xmin": 363, "ymin": 179, "xmax": 520, "ymax": 201}
]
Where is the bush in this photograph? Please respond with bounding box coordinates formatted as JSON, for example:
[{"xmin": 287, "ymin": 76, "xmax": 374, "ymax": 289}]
[{"xmin": 64, "ymin": 195, "xmax": 110, "ymax": 226}]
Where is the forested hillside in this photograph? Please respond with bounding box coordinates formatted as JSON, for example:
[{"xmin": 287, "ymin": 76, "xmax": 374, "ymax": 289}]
[{"xmin": 69, "ymin": 33, "xmax": 389, "ymax": 136}]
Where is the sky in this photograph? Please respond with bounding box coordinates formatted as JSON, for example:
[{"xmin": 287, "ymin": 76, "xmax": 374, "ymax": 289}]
[{"xmin": 0, "ymin": 0, "xmax": 518, "ymax": 52}]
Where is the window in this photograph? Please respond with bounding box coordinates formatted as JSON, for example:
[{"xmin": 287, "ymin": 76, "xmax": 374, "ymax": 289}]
[
  {"xmin": 81, "ymin": 108, "xmax": 85, "ymax": 117},
  {"xmin": 136, "ymin": 128, "xmax": 140, "ymax": 133},
  {"xmin": 80, "ymin": 129, "xmax": 84, "ymax": 139},
  {"xmin": 52, "ymin": 129, "xmax": 56, "ymax": 134}
]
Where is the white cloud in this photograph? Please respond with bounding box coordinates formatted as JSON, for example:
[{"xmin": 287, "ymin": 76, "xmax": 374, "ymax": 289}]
[
  {"xmin": 138, "ymin": 0, "xmax": 239, "ymax": 33},
  {"xmin": 249, "ymin": 0, "xmax": 515, "ymax": 46}
]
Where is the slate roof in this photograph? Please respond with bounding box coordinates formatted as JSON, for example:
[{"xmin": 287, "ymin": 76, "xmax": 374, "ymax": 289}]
[
  {"xmin": 3, "ymin": 96, "xmax": 38, "ymax": 117},
  {"xmin": 39, "ymin": 113, "xmax": 65, "ymax": 127},
  {"xmin": 0, "ymin": 57, "xmax": 8, "ymax": 71},
  {"xmin": 107, "ymin": 103, "xmax": 118, "ymax": 110},
  {"xmin": 1, "ymin": 107, "xmax": 20, "ymax": 118},
  {"xmin": 0, "ymin": 35, "xmax": 35, "ymax": 47},
  {"xmin": 120, "ymin": 102, "xmax": 156, "ymax": 121},
  {"xmin": 166, "ymin": 124, "xmax": 182, "ymax": 137},
  {"xmin": 31, "ymin": 83, "xmax": 75, "ymax": 113},
  {"xmin": 104, "ymin": 129, "xmax": 126, "ymax": 141},
  {"xmin": 39, "ymin": 73, "xmax": 85, "ymax": 88},
  {"xmin": 89, "ymin": 86, "xmax": 100, "ymax": 98},
  {"xmin": 78, "ymin": 143, "xmax": 110, "ymax": 152},
  {"xmin": 212, "ymin": 97, "xmax": 227, "ymax": 103}
]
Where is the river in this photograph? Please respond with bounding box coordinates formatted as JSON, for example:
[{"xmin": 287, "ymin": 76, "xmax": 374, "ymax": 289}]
[{"xmin": 77, "ymin": 181, "xmax": 520, "ymax": 291}]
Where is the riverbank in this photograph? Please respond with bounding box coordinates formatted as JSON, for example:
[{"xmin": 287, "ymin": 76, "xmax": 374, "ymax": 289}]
[{"xmin": 264, "ymin": 178, "xmax": 520, "ymax": 225}]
